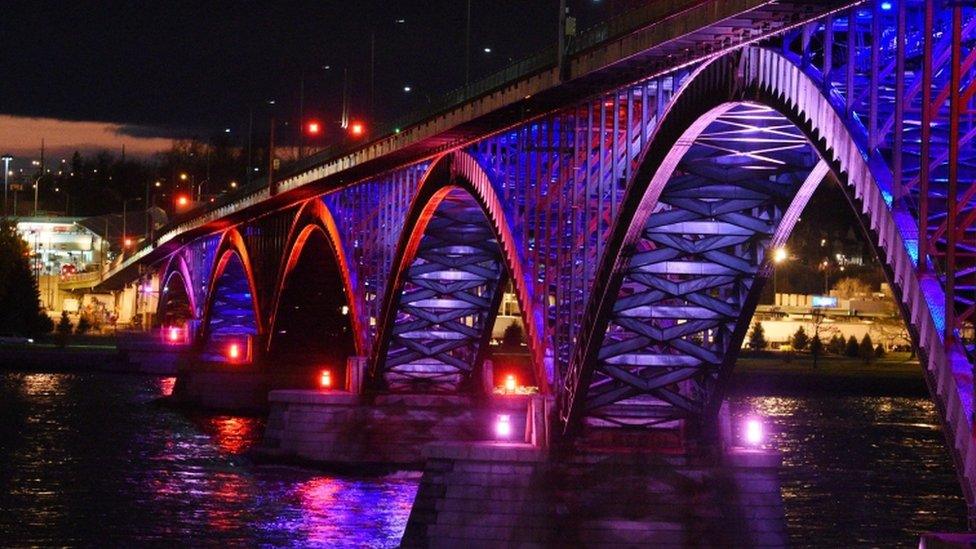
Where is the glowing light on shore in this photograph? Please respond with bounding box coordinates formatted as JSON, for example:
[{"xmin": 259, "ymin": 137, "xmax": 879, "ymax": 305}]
[
  {"xmin": 744, "ymin": 418, "xmax": 764, "ymax": 446},
  {"xmin": 504, "ymin": 374, "xmax": 517, "ymax": 393},
  {"xmin": 495, "ymin": 414, "xmax": 512, "ymax": 439}
]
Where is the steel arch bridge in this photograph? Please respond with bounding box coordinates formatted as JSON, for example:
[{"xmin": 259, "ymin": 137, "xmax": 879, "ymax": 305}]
[{"xmin": 105, "ymin": 0, "xmax": 976, "ymax": 511}]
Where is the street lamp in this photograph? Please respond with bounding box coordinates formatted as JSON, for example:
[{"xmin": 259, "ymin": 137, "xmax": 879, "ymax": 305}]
[
  {"xmin": 821, "ymin": 259, "xmax": 831, "ymax": 294},
  {"xmin": 772, "ymin": 247, "xmax": 787, "ymax": 306},
  {"xmin": 121, "ymin": 197, "xmax": 143, "ymax": 253},
  {"xmin": 1, "ymin": 154, "xmax": 11, "ymax": 216}
]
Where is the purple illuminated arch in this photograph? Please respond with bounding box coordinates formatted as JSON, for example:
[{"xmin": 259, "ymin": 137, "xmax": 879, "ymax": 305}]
[
  {"xmin": 371, "ymin": 150, "xmax": 546, "ymax": 393},
  {"xmin": 157, "ymin": 253, "xmax": 198, "ymax": 326},
  {"xmin": 200, "ymin": 229, "xmax": 263, "ymax": 347},
  {"xmin": 562, "ymin": 46, "xmax": 970, "ymax": 455}
]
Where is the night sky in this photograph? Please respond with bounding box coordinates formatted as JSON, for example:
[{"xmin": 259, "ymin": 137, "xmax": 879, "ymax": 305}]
[{"xmin": 0, "ymin": 1, "xmax": 630, "ymax": 150}]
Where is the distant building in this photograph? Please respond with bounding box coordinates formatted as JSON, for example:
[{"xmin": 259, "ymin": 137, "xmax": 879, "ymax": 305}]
[{"xmin": 15, "ymin": 217, "xmax": 105, "ymax": 277}]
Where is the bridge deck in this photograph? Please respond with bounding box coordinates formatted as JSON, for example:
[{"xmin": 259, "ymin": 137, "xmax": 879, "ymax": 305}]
[{"xmin": 97, "ymin": 0, "xmax": 852, "ymax": 291}]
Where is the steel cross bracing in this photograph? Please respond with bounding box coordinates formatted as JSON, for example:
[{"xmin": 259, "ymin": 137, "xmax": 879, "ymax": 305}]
[
  {"xmin": 201, "ymin": 253, "xmax": 258, "ymax": 360},
  {"xmin": 380, "ymin": 191, "xmax": 505, "ymax": 392},
  {"xmin": 469, "ymin": 73, "xmax": 690, "ymax": 380},
  {"xmin": 584, "ymin": 104, "xmax": 817, "ymax": 429},
  {"xmin": 778, "ymin": 1, "xmax": 976, "ymax": 350}
]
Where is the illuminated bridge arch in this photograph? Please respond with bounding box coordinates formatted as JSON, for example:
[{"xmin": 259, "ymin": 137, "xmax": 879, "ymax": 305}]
[
  {"xmin": 561, "ymin": 46, "xmax": 972, "ymax": 475},
  {"xmin": 199, "ymin": 228, "xmax": 262, "ymax": 361},
  {"xmin": 157, "ymin": 254, "xmax": 198, "ymax": 330},
  {"xmin": 266, "ymin": 198, "xmax": 363, "ymax": 370},
  {"xmin": 371, "ymin": 151, "xmax": 544, "ymax": 394}
]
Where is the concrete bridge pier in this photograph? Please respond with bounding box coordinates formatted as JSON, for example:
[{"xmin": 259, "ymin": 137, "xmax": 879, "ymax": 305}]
[
  {"xmin": 402, "ymin": 442, "xmax": 786, "ymax": 547},
  {"xmin": 260, "ymin": 357, "xmax": 551, "ymax": 466},
  {"xmin": 172, "ymin": 341, "xmax": 352, "ymax": 411}
]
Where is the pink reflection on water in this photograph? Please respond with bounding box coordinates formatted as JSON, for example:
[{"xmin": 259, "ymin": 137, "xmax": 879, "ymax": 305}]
[
  {"xmin": 203, "ymin": 416, "xmax": 262, "ymax": 454},
  {"xmin": 157, "ymin": 377, "xmax": 176, "ymax": 397}
]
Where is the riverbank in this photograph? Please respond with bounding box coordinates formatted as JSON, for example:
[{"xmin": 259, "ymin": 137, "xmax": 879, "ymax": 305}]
[
  {"xmin": 729, "ymin": 352, "xmax": 926, "ymax": 396},
  {"xmin": 0, "ymin": 334, "xmax": 181, "ymax": 375}
]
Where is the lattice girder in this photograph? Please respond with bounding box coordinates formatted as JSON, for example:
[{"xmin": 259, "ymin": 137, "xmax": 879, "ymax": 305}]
[
  {"xmin": 584, "ymin": 104, "xmax": 818, "ymax": 430},
  {"xmin": 381, "ymin": 191, "xmax": 505, "ymax": 393}
]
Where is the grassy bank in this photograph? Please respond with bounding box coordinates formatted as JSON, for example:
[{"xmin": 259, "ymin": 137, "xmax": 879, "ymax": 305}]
[{"xmin": 730, "ymin": 351, "xmax": 926, "ymax": 396}]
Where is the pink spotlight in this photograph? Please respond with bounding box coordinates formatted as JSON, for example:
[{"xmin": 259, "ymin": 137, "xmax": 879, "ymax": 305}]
[
  {"xmin": 744, "ymin": 418, "xmax": 764, "ymax": 446},
  {"xmin": 167, "ymin": 326, "xmax": 181, "ymax": 343},
  {"xmin": 495, "ymin": 414, "xmax": 512, "ymax": 439}
]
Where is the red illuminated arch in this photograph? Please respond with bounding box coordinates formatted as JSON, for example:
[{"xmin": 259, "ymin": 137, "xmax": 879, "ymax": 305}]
[
  {"xmin": 158, "ymin": 253, "xmax": 198, "ymax": 321},
  {"xmin": 199, "ymin": 228, "xmax": 263, "ymax": 342},
  {"xmin": 267, "ymin": 198, "xmax": 364, "ymax": 355},
  {"xmin": 371, "ymin": 150, "xmax": 547, "ymax": 393}
]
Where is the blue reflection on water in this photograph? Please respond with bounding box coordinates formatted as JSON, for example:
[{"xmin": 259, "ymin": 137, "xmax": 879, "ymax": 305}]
[{"xmin": 0, "ymin": 372, "xmax": 417, "ymax": 547}]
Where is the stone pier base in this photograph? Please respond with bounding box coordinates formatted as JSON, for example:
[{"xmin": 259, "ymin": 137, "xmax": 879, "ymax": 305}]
[
  {"xmin": 174, "ymin": 369, "xmax": 271, "ymax": 411},
  {"xmin": 403, "ymin": 442, "xmax": 787, "ymax": 547},
  {"xmin": 262, "ymin": 390, "xmax": 545, "ymax": 466}
]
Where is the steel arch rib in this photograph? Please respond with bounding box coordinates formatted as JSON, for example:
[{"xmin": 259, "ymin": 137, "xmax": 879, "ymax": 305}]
[
  {"xmin": 562, "ymin": 46, "xmax": 976, "ymax": 498},
  {"xmin": 266, "ymin": 198, "xmax": 364, "ymax": 355},
  {"xmin": 200, "ymin": 228, "xmax": 263, "ymax": 343},
  {"xmin": 370, "ymin": 150, "xmax": 546, "ymax": 393},
  {"xmin": 158, "ymin": 253, "xmax": 198, "ymax": 320}
]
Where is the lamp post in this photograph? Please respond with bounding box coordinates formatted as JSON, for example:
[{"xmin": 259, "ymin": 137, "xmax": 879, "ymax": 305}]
[
  {"xmin": 121, "ymin": 197, "xmax": 143, "ymax": 253},
  {"xmin": 772, "ymin": 247, "xmax": 787, "ymax": 306},
  {"xmin": 821, "ymin": 259, "xmax": 831, "ymax": 294},
  {"xmin": 1, "ymin": 154, "xmax": 11, "ymax": 216}
]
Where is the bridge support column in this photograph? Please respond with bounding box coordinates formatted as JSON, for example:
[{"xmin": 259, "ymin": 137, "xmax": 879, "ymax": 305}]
[
  {"xmin": 403, "ymin": 444, "xmax": 786, "ymax": 547},
  {"xmin": 173, "ymin": 335, "xmax": 334, "ymax": 411},
  {"xmin": 260, "ymin": 362, "xmax": 549, "ymax": 466}
]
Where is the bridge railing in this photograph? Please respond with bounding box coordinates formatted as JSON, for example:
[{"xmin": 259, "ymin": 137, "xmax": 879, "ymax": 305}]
[{"xmin": 124, "ymin": 1, "xmax": 763, "ymax": 265}]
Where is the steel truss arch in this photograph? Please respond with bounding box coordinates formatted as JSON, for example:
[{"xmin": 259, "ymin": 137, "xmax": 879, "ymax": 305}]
[
  {"xmin": 200, "ymin": 228, "xmax": 263, "ymax": 345},
  {"xmin": 267, "ymin": 198, "xmax": 364, "ymax": 355},
  {"xmin": 158, "ymin": 253, "xmax": 199, "ymax": 323},
  {"xmin": 370, "ymin": 150, "xmax": 546, "ymax": 394},
  {"xmin": 561, "ymin": 46, "xmax": 975, "ymax": 496}
]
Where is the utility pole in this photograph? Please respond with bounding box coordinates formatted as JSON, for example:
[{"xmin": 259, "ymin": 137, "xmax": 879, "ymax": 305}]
[
  {"xmin": 341, "ymin": 69, "xmax": 349, "ymax": 129},
  {"xmin": 34, "ymin": 139, "xmax": 44, "ymax": 216},
  {"xmin": 299, "ymin": 70, "xmax": 306, "ymax": 159},
  {"xmin": 464, "ymin": 0, "xmax": 472, "ymax": 87},
  {"xmin": 557, "ymin": 0, "xmax": 567, "ymax": 82},
  {"xmin": 1, "ymin": 154, "xmax": 12, "ymax": 216},
  {"xmin": 268, "ymin": 117, "xmax": 276, "ymax": 194},
  {"xmin": 370, "ymin": 30, "xmax": 376, "ymax": 119},
  {"xmin": 246, "ymin": 107, "xmax": 254, "ymax": 183}
]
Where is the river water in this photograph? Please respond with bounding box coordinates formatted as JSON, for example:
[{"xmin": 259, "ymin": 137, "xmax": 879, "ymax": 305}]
[{"xmin": 0, "ymin": 372, "xmax": 966, "ymax": 547}]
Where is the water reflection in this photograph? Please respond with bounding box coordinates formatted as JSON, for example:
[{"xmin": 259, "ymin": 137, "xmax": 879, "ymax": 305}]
[
  {"xmin": 0, "ymin": 372, "xmax": 417, "ymax": 547},
  {"xmin": 729, "ymin": 395, "xmax": 967, "ymax": 546},
  {"xmin": 157, "ymin": 376, "xmax": 176, "ymax": 397},
  {"xmin": 199, "ymin": 415, "xmax": 263, "ymax": 454},
  {"xmin": 0, "ymin": 372, "xmax": 966, "ymax": 546}
]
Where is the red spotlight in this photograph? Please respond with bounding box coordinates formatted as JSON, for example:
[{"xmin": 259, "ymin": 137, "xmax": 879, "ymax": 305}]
[
  {"xmin": 227, "ymin": 343, "xmax": 241, "ymax": 361},
  {"xmin": 319, "ymin": 369, "xmax": 332, "ymax": 389},
  {"xmin": 306, "ymin": 120, "xmax": 322, "ymax": 136},
  {"xmin": 505, "ymin": 374, "xmax": 517, "ymax": 393},
  {"xmin": 167, "ymin": 326, "xmax": 181, "ymax": 343},
  {"xmin": 349, "ymin": 121, "xmax": 365, "ymax": 137},
  {"xmin": 175, "ymin": 194, "xmax": 190, "ymax": 207},
  {"xmin": 123, "ymin": 237, "xmax": 133, "ymax": 248}
]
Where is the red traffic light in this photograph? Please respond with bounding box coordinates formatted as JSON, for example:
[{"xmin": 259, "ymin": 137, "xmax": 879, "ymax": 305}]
[
  {"xmin": 306, "ymin": 120, "xmax": 322, "ymax": 136},
  {"xmin": 349, "ymin": 121, "xmax": 365, "ymax": 137}
]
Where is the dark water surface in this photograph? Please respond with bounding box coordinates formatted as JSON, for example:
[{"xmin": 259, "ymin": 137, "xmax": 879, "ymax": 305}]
[
  {"xmin": 0, "ymin": 372, "xmax": 967, "ymax": 547},
  {"xmin": 730, "ymin": 395, "xmax": 967, "ymax": 547},
  {"xmin": 0, "ymin": 373, "xmax": 417, "ymax": 547}
]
